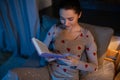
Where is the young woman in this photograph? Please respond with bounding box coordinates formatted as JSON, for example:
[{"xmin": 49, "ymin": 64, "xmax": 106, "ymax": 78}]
[{"xmin": 44, "ymin": 0, "xmax": 98, "ymax": 80}]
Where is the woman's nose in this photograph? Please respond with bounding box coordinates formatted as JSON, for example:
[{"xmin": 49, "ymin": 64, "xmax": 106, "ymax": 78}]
[{"xmin": 64, "ymin": 20, "xmax": 69, "ymax": 26}]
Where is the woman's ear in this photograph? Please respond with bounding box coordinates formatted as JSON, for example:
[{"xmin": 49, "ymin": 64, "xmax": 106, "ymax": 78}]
[{"xmin": 78, "ymin": 11, "xmax": 82, "ymax": 18}]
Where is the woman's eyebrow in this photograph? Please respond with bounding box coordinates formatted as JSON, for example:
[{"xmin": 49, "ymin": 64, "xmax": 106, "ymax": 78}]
[
  {"xmin": 67, "ymin": 17, "xmax": 74, "ymax": 19},
  {"xmin": 60, "ymin": 16, "xmax": 74, "ymax": 19}
]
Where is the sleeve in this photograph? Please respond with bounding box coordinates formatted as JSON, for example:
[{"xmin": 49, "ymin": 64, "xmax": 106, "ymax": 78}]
[
  {"xmin": 43, "ymin": 24, "xmax": 57, "ymax": 62},
  {"xmin": 43, "ymin": 24, "xmax": 56, "ymax": 47},
  {"xmin": 76, "ymin": 30, "xmax": 98, "ymax": 72}
]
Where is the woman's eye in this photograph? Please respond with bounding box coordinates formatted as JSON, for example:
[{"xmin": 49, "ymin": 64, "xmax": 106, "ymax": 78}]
[{"xmin": 69, "ymin": 18, "xmax": 73, "ymax": 21}]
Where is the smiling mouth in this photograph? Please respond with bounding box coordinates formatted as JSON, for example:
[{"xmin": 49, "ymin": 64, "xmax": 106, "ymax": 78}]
[
  {"xmin": 63, "ymin": 25, "xmax": 69, "ymax": 28},
  {"xmin": 59, "ymin": 24, "xmax": 70, "ymax": 29},
  {"xmin": 66, "ymin": 26, "xmax": 71, "ymax": 29},
  {"xmin": 64, "ymin": 25, "xmax": 69, "ymax": 27}
]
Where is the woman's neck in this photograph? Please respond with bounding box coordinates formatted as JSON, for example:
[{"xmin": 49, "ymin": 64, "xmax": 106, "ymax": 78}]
[{"xmin": 67, "ymin": 23, "xmax": 81, "ymax": 33}]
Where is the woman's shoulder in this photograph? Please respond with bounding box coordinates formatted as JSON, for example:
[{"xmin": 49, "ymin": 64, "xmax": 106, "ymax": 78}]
[
  {"xmin": 80, "ymin": 25, "xmax": 90, "ymax": 35},
  {"xmin": 80, "ymin": 24, "xmax": 94, "ymax": 38},
  {"xmin": 50, "ymin": 24, "xmax": 63, "ymax": 35}
]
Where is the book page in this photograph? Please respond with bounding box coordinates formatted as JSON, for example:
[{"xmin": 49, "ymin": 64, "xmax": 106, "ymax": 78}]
[
  {"xmin": 32, "ymin": 38, "xmax": 50, "ymax": 55},
  {"xmin": 32, "ymin": 37, "xmax": 66, "ymax": 59}
]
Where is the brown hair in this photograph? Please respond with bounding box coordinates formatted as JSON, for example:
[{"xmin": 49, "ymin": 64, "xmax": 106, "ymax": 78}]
[{"xmin": 58, "ymin": 0, "xmax": 82, "ymax": 15}]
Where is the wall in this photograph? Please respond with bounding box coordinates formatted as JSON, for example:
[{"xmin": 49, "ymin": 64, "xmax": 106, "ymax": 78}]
[{"xmin": 36, "ymin": 0, "xmax": 52, "ymax": 10}]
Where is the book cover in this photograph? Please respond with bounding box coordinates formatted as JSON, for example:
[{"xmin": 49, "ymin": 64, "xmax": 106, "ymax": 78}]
[{"xmin": 32, "ymin": 37, "xmax": 66, "ymax": 59}]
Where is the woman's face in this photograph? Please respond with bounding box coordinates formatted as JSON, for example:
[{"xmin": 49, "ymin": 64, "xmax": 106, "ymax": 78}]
[{"xmin": 59, "ymin": 9, "xmax": 81, "ymax": 30}]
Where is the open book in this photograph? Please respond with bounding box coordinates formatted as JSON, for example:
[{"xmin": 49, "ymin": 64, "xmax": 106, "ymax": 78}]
[{"xmin": 32, "ymin": 37, "xmax": 67, "ymax": 59}]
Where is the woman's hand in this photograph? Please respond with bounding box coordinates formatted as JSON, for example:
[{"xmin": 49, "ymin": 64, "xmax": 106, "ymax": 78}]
[
  {"xmin": 58, "ymin": 57, "xmax": 79, "ymax": 66},
  {"xmin": 44, "ymin": 53, "xmax": 69, "ymax": 62},
  {"xmin": 56, "ymin": 53, "xmax": 79, "ymax": 68},
  {"xmin": 45, "ymin": 57, "xmax": 56, "ymax": 62}
]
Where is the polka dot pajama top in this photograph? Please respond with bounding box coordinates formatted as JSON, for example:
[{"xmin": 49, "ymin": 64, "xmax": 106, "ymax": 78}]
[{"xmin": 44, "ymin": 24, "xmax": 98, "ymax": 80}]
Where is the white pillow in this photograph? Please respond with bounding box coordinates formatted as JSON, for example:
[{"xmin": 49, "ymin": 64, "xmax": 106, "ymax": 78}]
[{"xmin": 81, "ymin": 61, "xmax": 114, "ymax": 80}]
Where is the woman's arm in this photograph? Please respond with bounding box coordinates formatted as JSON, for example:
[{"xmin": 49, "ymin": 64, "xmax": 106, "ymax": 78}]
[
  {"xmin": 76, "ymin": 30, "xmax": 98, "ymax": 72},
  {"xmin": 43, "ymin": 24, "xmax": 57, "ymax": 62},
  {"xmin": 43, "ymin": 24, "xmax": 56, "ymax": 47}
]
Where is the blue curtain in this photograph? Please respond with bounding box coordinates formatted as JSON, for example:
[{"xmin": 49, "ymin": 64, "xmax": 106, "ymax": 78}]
[{"xmin": 0, "ymin": 0, "xmax": 40, "ymax": 56}]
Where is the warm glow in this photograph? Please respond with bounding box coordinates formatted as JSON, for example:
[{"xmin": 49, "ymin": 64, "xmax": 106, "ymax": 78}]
[{"xmin": 108, "ymin": 36, "xmax": 120, "ymax": 50}]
